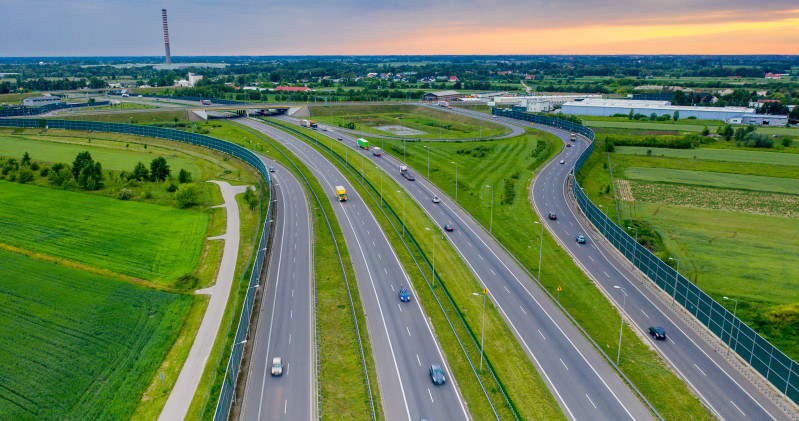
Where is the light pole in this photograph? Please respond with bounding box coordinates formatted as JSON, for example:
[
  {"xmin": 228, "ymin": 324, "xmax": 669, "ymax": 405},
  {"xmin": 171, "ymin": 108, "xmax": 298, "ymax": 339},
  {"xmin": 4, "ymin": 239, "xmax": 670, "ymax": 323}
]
[
  {"xmin": 451, "ymin": 161, "xmax": 458, "ymax": 202},
  {"xmin": 628, "ymin": 226, "xmax": 639, "ymax": 266},
  {"xmin": 424, "ymin": 145, "xmax": 430, "ymax": 179},
  {"xmin": 473, "ymin": 290, "xmax": 487, "ymax": 372},
  {"xmin": 397, "ymin": 190, "xmax": 405, "ymax": 238},
  {"xmin": 669, "ymin": 257, "xmax": 680, "ymax": 306},
  {"xmin": 534, "ymin": 221, "xmax": 543, "ymax": 281},
  {"xmin": 723, "ymin": 296, "xmax": 739, "ymax": 356},
  {"xmin": 403, "ymin": 138, "xmax": 406, "ymax": 163},
  {"xmin": 613, "ymin": 286, "xmax": 627, "ymax": 365},
  {"xmin": 426, "ymin": 227, "xmax": 436, "ymax": 288},
  {"xmin": 486, "ymin": 184, "xmax": 494, "ymax": 233}
]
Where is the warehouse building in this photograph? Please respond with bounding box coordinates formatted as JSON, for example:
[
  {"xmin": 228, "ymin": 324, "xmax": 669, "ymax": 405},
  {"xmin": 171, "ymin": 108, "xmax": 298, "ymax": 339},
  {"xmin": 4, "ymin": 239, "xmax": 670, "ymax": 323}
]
[
  {"xmin": 22, "ymin": 96, "xmax": 63, "ymax": 107},
  {"xmin": 561, "ymin": 98, "xmax": 754, "ymax": 122},
  {"xmin": 735, "ymin": 114, "xmax": 789, "ymax": 126},
  {"xmin": 422, "ymin": 90, "xmax": 461, "ymax": 102},
  {"xmin": 492, "ymin": 94, "xmax": 601, "ymax": 112}
]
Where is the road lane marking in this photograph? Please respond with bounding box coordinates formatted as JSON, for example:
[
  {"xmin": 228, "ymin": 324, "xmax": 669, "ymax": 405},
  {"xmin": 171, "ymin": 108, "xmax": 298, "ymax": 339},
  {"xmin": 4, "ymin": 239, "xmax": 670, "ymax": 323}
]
[
  {"xmin": 290, "ymin": 310, "xmax": 293, "ymax": 319},
  {"xmin": 428, "ymin": 388, "xmax": 434, "ymax": 403},
  {"xmin": 588, "ymin": 255, "xmax": 594, "ymax": 261},
  {"xmin": 284, "ymin": 399, "xmax": 287, "ymax": 414},
  {"xmin": 538, "ymin": 330, "xmax": 546, "ymax": 340},
  {"xmin": 603, "ymin": 271, "xmax": 610, "ymax": 277},
  {"xmin": 398, "ymin": 303, "xmax": 402, "ymax": 312},
  {"xmin": 694, "ymin": 363, "xmax": 707, "ymax": 377},
  {"xmin": 519, "ymin": 306, "xmax": 527, "ymax": 315},
  {"xmin": 585, "ymin": 394, "xmax": 596, "ymax": 409},
  {"xmin": 289, "ymin": 334, "xmax": 292, "ymax": 345},
  {"xmin": 416, "ymin": 354, "xmax": 421, "ymax": 366},
  {"xmin": 504, "ymin": 286, "xmax": 510, "ymax": 294},
  {"xmin": 384, "ymin": 268, "xmax": 388, "ymax": 274},
  {"xmin": 407, "ymin": 326, "xmax": 411, "ymax": 336},
  {"xmin": 560, "ymin": 358, "xmax": 569, "ymax": 370},
  {"xmin": 731, "ymin": 400, "xmax": 745, "ymax": 416},
  {"xmin": 478, "ymin": 254, "xmax": 484, "ymax": 261},
  {"xmin": 640, "ymin": 309, "xmax": 649, "ymax": 318},
  {"xmin": 291, "ymin": 289, "xmax": 294, "ymax": 298}
]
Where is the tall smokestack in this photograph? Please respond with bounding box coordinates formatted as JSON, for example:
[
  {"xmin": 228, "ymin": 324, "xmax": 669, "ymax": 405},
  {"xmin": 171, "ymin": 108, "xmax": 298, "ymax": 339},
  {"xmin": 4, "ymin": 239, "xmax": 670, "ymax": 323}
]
[{"xmin": 162, "ymin": 9, "xmax": 172, "ymax": 65}]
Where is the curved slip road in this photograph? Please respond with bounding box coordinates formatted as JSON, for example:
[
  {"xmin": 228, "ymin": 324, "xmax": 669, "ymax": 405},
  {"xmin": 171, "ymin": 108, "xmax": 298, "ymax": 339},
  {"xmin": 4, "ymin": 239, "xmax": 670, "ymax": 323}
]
[
  {"xmin": 528, "ymin": 122, "xmax": 793, "ymax": 421},
  {"xmin": 159, "ymin": 181, "xmax": 251, "ymax": 421},
  {"xmin": 240, "ymin": 160, "xmax": 316, "ymax": 421},
  {"xmin": 282, "ymin": 116, "xmax": 654, "ymax": 421},
  {"xmin": 237, "ymin": 117, "xmax": 470, "ymax": 421}
]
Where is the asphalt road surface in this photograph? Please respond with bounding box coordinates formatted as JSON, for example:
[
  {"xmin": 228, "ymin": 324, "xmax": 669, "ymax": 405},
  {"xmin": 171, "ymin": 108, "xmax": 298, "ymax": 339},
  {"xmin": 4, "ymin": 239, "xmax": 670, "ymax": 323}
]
[
  {"xmin": 283, "ymin": 116, "xmax": 654, "ymax": 421},
  {"xmin": 240, "ymin": 160, "xmax": 315, "ymax": 421},
  {"xmin": 528, "ymin": 122, "xmax": 792, "ymax": 421},
  {"xmin": 237, "ymin": 117, "xmax": 470, "ymax": 421}
]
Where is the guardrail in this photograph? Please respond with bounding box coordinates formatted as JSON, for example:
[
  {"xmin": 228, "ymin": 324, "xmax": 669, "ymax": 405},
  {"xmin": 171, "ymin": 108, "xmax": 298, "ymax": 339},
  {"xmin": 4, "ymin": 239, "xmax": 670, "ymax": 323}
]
[
  {"xmin": 492, "ymin": 107, "xmax": 799, "ymax": 407},
  {"xmin": 0, "ymin": 117, "xmax": 274, "ymax": 420},
  {"xmin": 0, "ymin": 101, "xmax": 111, "ymax": 118}
]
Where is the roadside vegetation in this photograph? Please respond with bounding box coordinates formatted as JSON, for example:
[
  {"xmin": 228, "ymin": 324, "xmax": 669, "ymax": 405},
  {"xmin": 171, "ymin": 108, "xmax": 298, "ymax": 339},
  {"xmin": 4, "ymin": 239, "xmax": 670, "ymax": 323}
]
[
  {"xmin": 365, "ymin": 127, "xmax": 712, "ymax": 420},
  {"xmin": 582, "ymin": 136, "xmax": 799, "ymax": 362}
]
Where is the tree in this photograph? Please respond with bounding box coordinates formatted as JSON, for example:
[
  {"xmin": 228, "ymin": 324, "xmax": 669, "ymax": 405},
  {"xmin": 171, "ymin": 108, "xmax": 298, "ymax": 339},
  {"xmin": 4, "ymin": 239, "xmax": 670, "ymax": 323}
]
[
  {"xmin": 672, "ymin": 111, "xmax": 680, "ymax": 121},
  {"xmin": 78, "ymin": 162, "xmax": 103, "ymax": 190},
  {"xmin": 790, "ymin": 106, "xmax": 799, "ymax": 124},
  {"xmin": 129, "ymin": 162, "xmax": 149, "ymax": 181},
  {"xmin": 17, "ymin": 167, "xmax": 34, "ymax": 184},
  {"xmin": 701, "ymin": 126, "xmax": 710, "ymax": 136},
  {"xmin": 150, "ymin": 157, "xmax": 170, "ymax": 182},
  {"xmin": 72, "ymin": 151, "xmax": 95, "ymax": 181},
  {"xmin": 178, "ymin": 169, "xmax": 193, "ymax": 184},
  {"xmin": 174, "ymin": 184, "xmax": 202, "ymax": 208},
  {"xmin": 21, "ymin": 152, "xmax": 31, "ymax": 166},
  {"xmin": 717, "ymin": 124, "xmax": 734, "ymax": 141},
  {"xmin": 781, "ymin": 137, "xmax": 793, "ymax": 148}
]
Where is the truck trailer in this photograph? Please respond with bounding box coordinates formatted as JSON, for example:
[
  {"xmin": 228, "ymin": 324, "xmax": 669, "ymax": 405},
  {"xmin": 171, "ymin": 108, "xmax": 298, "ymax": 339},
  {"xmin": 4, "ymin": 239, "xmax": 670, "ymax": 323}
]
[
  {"xmin": 357, "ymin": 138, "xmax": 369, "ymax": 149},
  {"xmin": 400, "ymin": 165, "xmax": 415, "ymax": 181},
  {"xmin": 372, "ymin": 147, "xmax": 382, "ymax": 156},
  {"xmin": 335, "ymin": 185, "xmax": 347, "ymax": 201},
  {"xmin": 201, "ymin": 99, "xmax": 212, "ymax": 105}
]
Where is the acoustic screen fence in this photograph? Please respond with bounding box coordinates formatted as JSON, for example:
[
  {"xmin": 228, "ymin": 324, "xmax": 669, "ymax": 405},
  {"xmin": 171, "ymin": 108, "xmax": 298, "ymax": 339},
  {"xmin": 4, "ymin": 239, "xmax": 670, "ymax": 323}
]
[
  {"xmin": 0, "ymin": 101, "xmax": 111, "ymax": 118},
  {"xmin": 491, "ymin": 107, "xmax": 798, "ymax": 405}
]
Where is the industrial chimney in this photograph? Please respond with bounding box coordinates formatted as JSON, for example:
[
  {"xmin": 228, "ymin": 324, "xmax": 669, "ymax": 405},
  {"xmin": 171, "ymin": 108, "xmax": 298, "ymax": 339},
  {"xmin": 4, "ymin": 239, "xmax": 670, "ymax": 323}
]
[{"xmin": 162, "ymin": 9, "xmax": 171, "ymax": 65}]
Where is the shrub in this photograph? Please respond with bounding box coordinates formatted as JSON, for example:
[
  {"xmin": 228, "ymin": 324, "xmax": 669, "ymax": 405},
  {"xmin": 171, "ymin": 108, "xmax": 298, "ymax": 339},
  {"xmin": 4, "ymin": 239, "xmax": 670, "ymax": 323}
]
[
  {"xmin": 178, "ymin": 169, "xmax": 193, "ymax": 184},
  {"xmin": 129, "ymin": 162, "xmax": 149, "ymax": 181},
  {"xmin": 39, "ymin": 166, "xmax": 49, "ymax": 177},
  {"xmin": 78, "ymin": 162, "xmax": 104, "ymax": 190},
  {"xmin": 16, "ymin": 167, "xmax": 34, "ymax": 184},
  {"xmin": 166, "ymin": 182, "xmax": 178, "ymax": 193},
  {"xmin": 242, "ymin": 187, "xmax": 258, "ymax": 210},
  {"xmin": 48, "ymin": 167, "xmax": 72, "ymax": 187},
  {"xmin": 21, "ymin": 152, "xmax": 31, "ymax": 166},
  {"xmin": 781, "ymin": 137, "xmax": 793, "ymax": 147},
  {"xmin": 30, "ymin": 162, "xmax": 39, "ymax": 171},
  {"xmin": 174, "ymin": 183, "xmax": 202, "ymax": 208},
  {"xmin": 118, "ymin": 188, "xmax": 133, "ymax": 200},
  {"xmin": 741, "ymin": 132, "xmax": 774, "ymax": 148}
]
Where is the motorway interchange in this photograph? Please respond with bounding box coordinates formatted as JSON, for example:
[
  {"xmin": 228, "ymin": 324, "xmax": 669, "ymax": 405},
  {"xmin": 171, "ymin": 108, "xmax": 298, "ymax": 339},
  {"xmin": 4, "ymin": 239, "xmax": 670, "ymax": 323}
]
[{"xmin": 78, "ymin": 97, "xmax": 797, "ymax": 420}]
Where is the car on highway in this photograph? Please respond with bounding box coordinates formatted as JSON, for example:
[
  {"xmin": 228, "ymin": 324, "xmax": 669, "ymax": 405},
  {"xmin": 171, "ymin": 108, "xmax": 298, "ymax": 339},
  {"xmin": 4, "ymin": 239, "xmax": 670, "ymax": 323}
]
[
  {"xmin": 271, "ymin": 357, "xmax": 283, "ymax": 376},
  {"xmin": 432, "ymin": 195, "xmax": 441, "ymax": 203},
  {"xmin": 492, "ymin": 115, "xmax": 498, "ymax": 118},
  {"xmin": 566, "ymin": 143, "xmax": 572, "ymax": 147},
  {"xmin": 548, "ymin": 212, "xmax": 557, "ymax": 220},
  {"xmin": 337, "ymin": 137, "xmax": 343, "ymax": 141},
  {"xmin": 430, "ymin": 364, "xmax": 446, "ymax": 385},
  {"xmin": 649, "ymin": 326, "xmax": 667, "ymax": 340},
  {"xmin": 559, "ymin": 159, "xmax": 565, "ymax": 164},
  {"xmin": 444, "ymin": 224, "xmax": 454, "ymax": 232},
  {"xmin": 398, "ymin": 287, "xmax": 411, "ymax": 302},
  {"xmin": 269, "ymin": 167, "xmax": 276, "ymax": 173},
  {"xmin": 575, "ymin": 235, "xmax": 586, "ymax": 244}
]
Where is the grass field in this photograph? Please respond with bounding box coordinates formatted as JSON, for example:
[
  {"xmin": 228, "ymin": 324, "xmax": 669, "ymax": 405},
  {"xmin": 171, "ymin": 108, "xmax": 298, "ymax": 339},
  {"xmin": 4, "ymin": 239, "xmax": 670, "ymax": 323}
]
[
  {"xmin": 309, "ymin": 104, "xmax": 509, "ymax": 139},
  {"xmin": 283, "ymin": 121, "xmax": 711, "ymax": 420},
  {"xmin": 0, "ymin": 181, "xmax": 207, "ymax": 284},
  {"xmin": 584, "ymin": 118, "xmax": 799, "ymax": 137},
  {"xmin": 0, "ymin": 248, "xmax": 191, "ymax": 420},
  {"xmin": 0, "ymin": 133, "xmax": 201, "ymax": 174},
  {"xmin": 616, "ymin": 146, "xmax": 799, "ymax": 166},
  {"xmin": 53, "ymin": 110, "xmax": 187, "ymax": 124},
  {"xmin": 624, "ymin": 167, "xmax": 799, "ymax": 195}
]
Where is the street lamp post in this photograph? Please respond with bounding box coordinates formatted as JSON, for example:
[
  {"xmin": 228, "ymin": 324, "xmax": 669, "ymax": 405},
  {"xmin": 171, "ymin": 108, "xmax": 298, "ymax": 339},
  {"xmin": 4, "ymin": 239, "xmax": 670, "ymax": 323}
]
[
  {"xmin": 628, "ymin": 226, "xmax": 639, "ymax": 266},
  {"xmin": 473, "ymin": 290, "xmax": 487, "ymax": 372},
  {"xmin": 451, "ymin": 161, "xmax": 458, "ymax": 202},
  {"xmin": 397, "ymin": 190, "xmax": 405, "ymax": 238},
  {"xmin": 613, "ymin": 286, "xmax": 627, "ymax": 365},
  {"xmin": 669, "ymin": 257, "xmax": 680, "ymax": 306},
  {"xmin": 486, "ymin": 185, "xmax": 494, "ymax": 233},
  {"xmin": 424, "ymin": 145, "xmax": 430, "ymax": 179},
  {"xmin": 427, "ymin": 227, "xmax": 436, "ymax": 288},
  {"xmin": 723, "ymin": 296, "xmax": 739, "ymax": 356}
]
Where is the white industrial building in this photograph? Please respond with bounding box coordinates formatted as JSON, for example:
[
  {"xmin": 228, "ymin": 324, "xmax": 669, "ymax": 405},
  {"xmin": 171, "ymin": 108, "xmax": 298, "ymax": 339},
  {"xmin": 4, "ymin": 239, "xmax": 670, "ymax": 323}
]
[
  {"xmin": 175, "ymin": 72, "xmax": 204, "ymax": 88},
  {"xmin": 22, "ymin": 96, "xmax": 63, "ymax": 107},
  {"xmin": 733, "ymin": 114, "xmax": 789, "ymax": 126},
  {"xmin": 561, "ymin": 98, "xmax": 754, "ymax": 122},
  {"xmin": 492, "ymin": 95, "xmax": 602, "ymax": 112}
]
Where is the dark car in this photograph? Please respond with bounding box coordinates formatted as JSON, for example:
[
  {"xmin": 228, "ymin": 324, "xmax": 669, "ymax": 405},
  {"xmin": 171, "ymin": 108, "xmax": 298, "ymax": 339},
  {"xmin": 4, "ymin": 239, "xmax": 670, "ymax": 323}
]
[
  {"xmin": 548, "ymin": 212, "xmax": 557, "ymax": 220},
  {"xmin": 398, "ymin": 287, "xmax": 411, "ymax": 302},
  {"xmin": 269, "ymin": 167, "xmax": 276, "ymax": 173},
  {"xmin": 649, "ymin": 326, "xmax": 667, "ymax": 340},
  {"xmin": 429, "ymin": 364, "xmax": 446, "ymax": 385},
  {"xmin": 444, "ymin": 224, "xmax": 454, "ymax": 232},
  {"xmin": 566, "ymin": 143, "xmax": 572, "ymax": 147},
  {"xmin": 575, "ymin": 235, "xmax": 586, "ymax": 244},
  {"xmin": 337, "ymin": 137, "xmax": 343, "ymax": 141}
]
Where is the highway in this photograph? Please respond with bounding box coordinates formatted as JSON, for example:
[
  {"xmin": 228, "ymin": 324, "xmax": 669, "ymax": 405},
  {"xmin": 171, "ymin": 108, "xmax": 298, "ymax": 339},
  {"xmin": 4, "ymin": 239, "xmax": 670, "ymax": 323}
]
[
  {"xmin": 281, "ymin": 116, "xmax": 654, "ymax": 421},
  {"xmin": 239, "ymin": 159, "xmax": 316, "ymax": 421},
  {"xmin": 527, "ymin": 122, "xmax": 793, "ymax": 421},
  {"xmin": 237, "ymin": 117, "xmax": 470, "ymax": 421}
]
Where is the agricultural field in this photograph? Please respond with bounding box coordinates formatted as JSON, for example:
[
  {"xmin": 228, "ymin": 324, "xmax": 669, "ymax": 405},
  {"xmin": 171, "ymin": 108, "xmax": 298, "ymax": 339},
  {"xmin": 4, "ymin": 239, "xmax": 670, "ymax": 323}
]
[
  {"xmin": 0, "ymin": 132, "xmax": 201, "ymax": 174},
  {"xmin": 0, "ymin": 248, "xmax": 191, "ymax": 420},
  {"xmin": 53, "ymin": 109, "xmax": 187, "ymax": 124},
  {"xmin": 309, "ymin": 103, "xmax": 509, "ymax": 139},
  {"xmin": 581, "ymin": 139, "xmax": 799, "ymax": 360},
  {"xmin": 583, "ymin": 116, "xmax": 799, "ymax": 137},
  {"xmin": 0, "ymin": 181, "xmax": 207, "ymax": 283}
]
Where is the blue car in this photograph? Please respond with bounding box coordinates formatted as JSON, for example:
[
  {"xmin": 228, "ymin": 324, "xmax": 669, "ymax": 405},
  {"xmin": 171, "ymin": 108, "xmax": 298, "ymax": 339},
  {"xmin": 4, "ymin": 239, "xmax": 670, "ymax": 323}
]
[
  {"xmin": 575, "ymin": 235, "xmax": 586, "ymax": 244},
  {"xmin": 429, "ymin": 364, "xmax": 446, "ymax": 385},
  {"xmin": 399, "ymin": 287, "xmax": 411, "ymax": 302}
]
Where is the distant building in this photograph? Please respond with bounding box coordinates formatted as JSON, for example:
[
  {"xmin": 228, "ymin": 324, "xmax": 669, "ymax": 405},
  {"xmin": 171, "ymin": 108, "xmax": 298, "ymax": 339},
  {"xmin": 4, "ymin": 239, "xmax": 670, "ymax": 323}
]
[
  {"xmin": 449, "ymin": 76, "xmax": 459, "ymax": 82},
  {"xmin": 492, "ymin": 94, "xmax": 601, "ymax": 111},
  {"xmin": 188, "ymin": 73, "xmax": 203, "ymax": 86},
  {"xmin": 740, "ymin": 114, "xmax": 788, "ymax": 126},
  {"xmin": 273, "ymin": 86, "xmax": 311, "ymax": 92},
  {"xmin": 422, "ymin": 90, "xmax": 461, "ymax": 102},
  {"xmin": 23, "ymin": 96, "xmax": 62, "ymax": 107},
  {"xmin": 765, "ymin": 73, "xmax": 782, "ymax": 79},
  {"xmin": 561, "ymin": 98, "xmax": 754, "ymax": 122}
]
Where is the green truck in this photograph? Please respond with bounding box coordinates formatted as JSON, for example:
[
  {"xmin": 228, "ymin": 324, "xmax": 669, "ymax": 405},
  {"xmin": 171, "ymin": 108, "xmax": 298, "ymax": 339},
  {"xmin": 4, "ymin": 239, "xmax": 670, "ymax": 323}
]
[{"xmin": 357, "ymin": 138, "xmax": 369, "ymax": 149}]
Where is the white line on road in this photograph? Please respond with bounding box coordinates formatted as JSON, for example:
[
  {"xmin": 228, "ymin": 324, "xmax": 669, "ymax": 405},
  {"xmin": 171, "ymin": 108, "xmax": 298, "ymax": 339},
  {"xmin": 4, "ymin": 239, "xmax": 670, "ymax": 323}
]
[
  {"xmin": 504, "ymin": 286, "xmax": 510, "ymax": 294},
  {"xmin": 290, "ymin": 310, "xmax": 293, "ymax": 319},
  {"xmin": 384, "ymin": 268, "xmax": 388, "ymax": 274},
  {"xmin": 416, "ymin": 354, "xmax": 421, "ymax": 366},
  {"xmin": 560, "ymin": 358, "xmax": 569, "ymax": 370},
  {"xmin": 586, "ymin": 394, "xmax": 597, "ymax": 409},
  {"xmin": 520, "ymin": 306, "xmax": 527, "ymax": 315},
  {"xmin": 640, "ymin": 309, "xmax": 649, "ymax": 318},
  {"xmin": 588, "ymin": 255, "xmax": 594, "ymax": 261},
  {"xmin": 538, "ymin": 330, "xmax": 546, "ymax": 340},
  {"xmin": 390, "ymin": 284, "xmax": 394, "ymax": 292},
  {"xmin": 289, "ymin": 334, "xmax": 292, "ymax": 345},
  {"xmin": 398, "ymin": 303, "xmax": 402, "ymax": 312},
  {"xmin": 428, "ymin": 388, "xmax": 435, "ymax": 403},
  {"xmin": 291, "ymin": 289, "xmax": 294, "ymax": 298},
  {"xmin": 284, "ymin": 399, "xmax": 287, "ymax": 414},
  {"xmin": 407, "ymin": 326, "xmax": 412, "ymax": 336},
  {"xmin": 603, "ymin": 271, "xmax": 610, "ymax": 277},
  {"xmin": 694, "ymin": 363, "xmax": 707, "ymax": 377},
  {"xmin": 730, "ymin": 400, "xmax": 745, "ymax": 416}
]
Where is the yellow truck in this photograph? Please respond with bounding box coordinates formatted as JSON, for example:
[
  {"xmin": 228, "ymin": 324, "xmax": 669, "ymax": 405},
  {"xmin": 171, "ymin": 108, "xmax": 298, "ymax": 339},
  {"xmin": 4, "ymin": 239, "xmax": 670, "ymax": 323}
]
[{"xmin": 335, "ymin": 185, "xmax": 347, "ymax": 201}]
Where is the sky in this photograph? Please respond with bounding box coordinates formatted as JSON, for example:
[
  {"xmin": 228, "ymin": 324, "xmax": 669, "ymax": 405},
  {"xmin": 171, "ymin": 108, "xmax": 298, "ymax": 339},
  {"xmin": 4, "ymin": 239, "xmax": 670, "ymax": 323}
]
[{"xmin": 1, "ymin": 0, "xmax": 798, "ymax": 56}]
